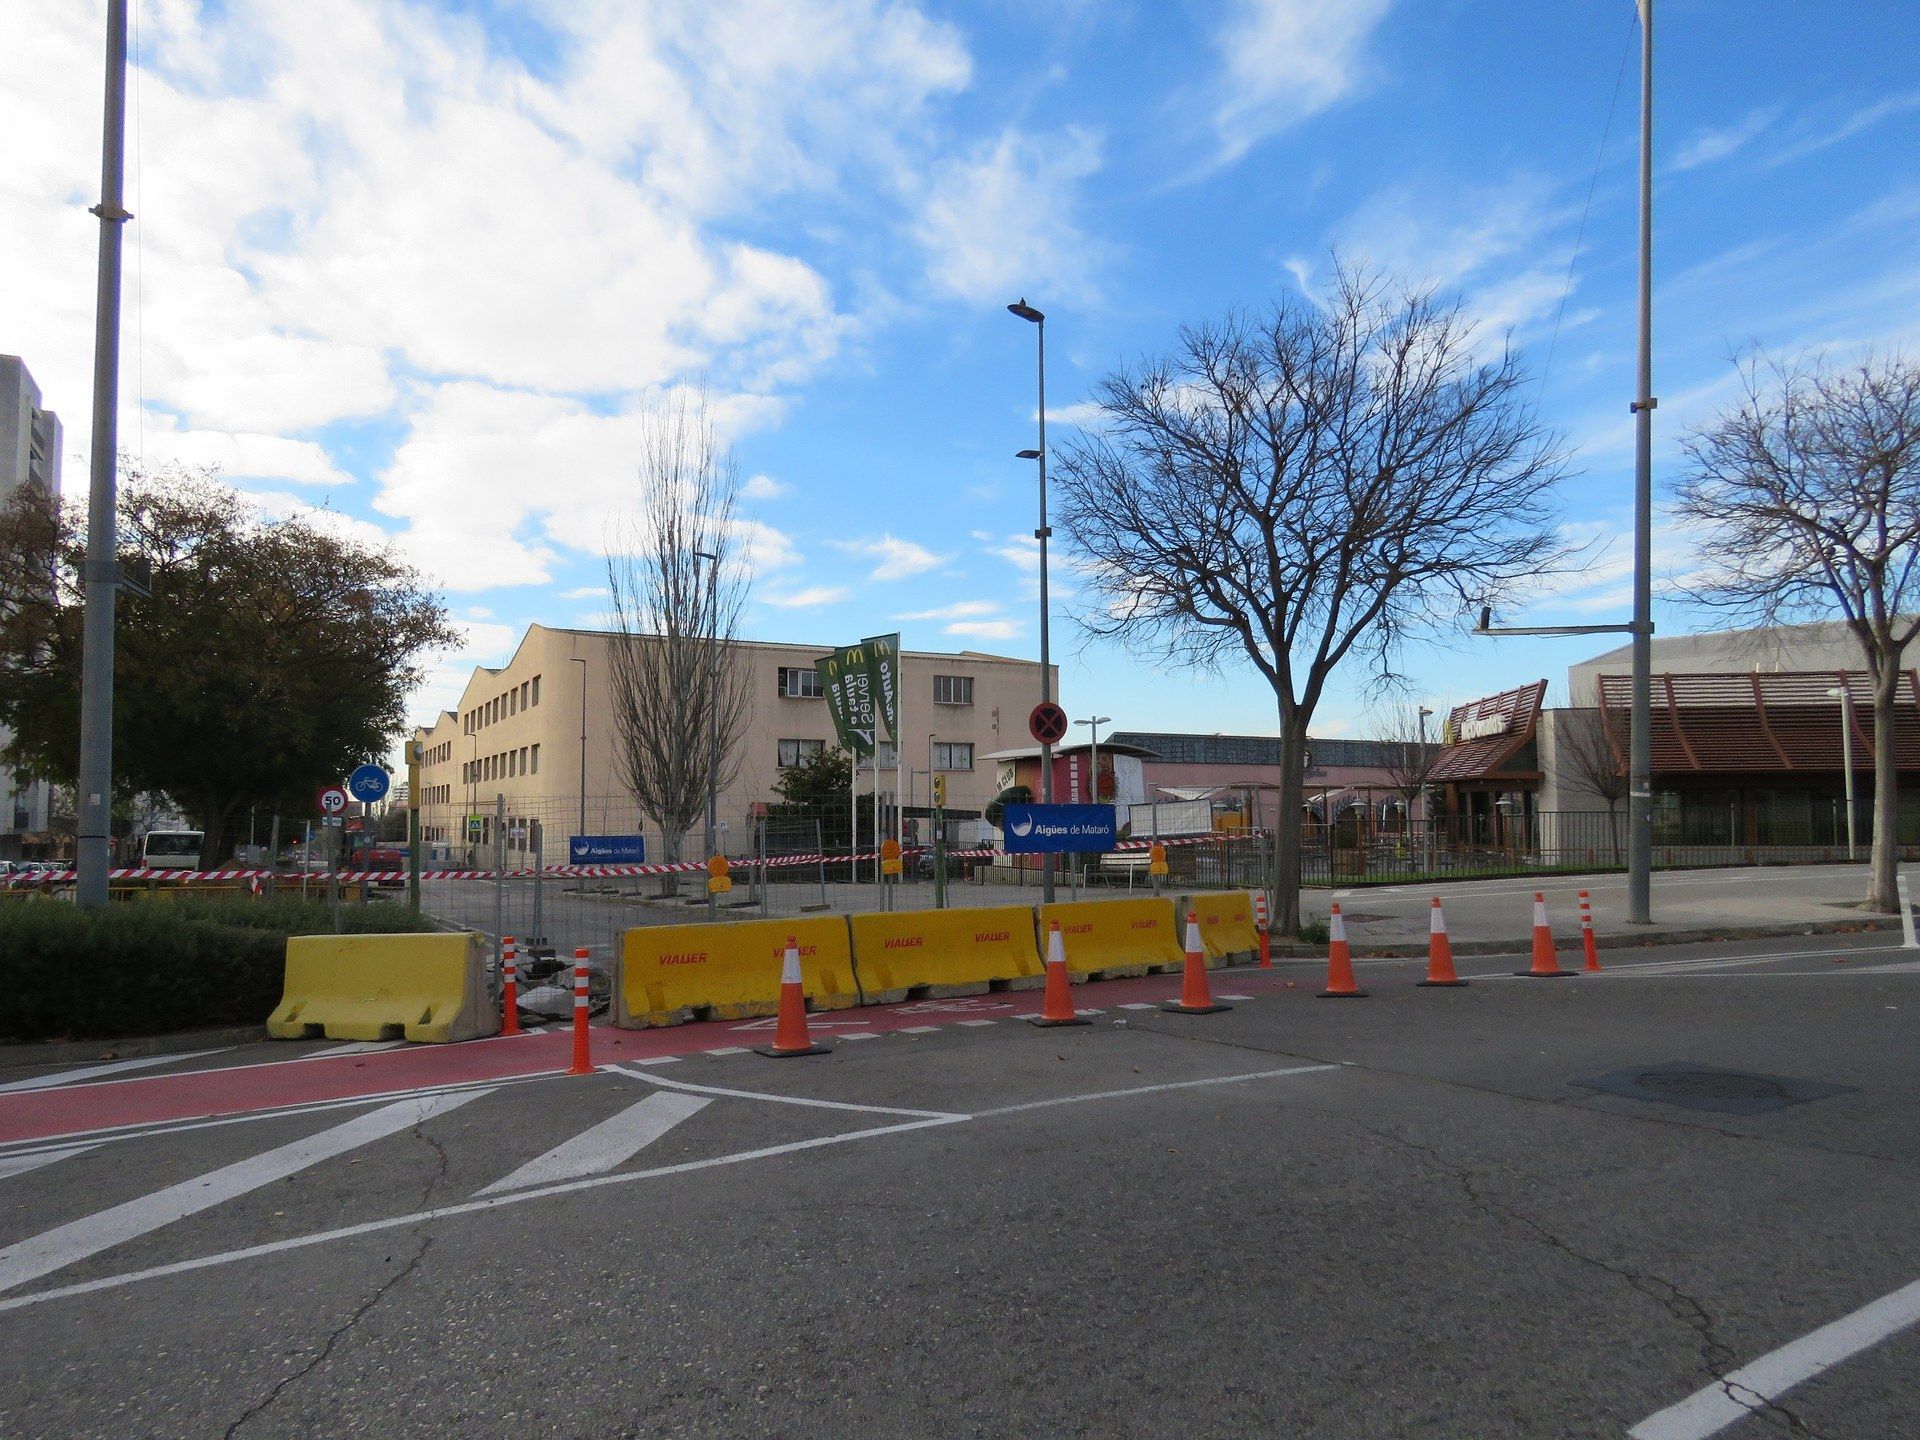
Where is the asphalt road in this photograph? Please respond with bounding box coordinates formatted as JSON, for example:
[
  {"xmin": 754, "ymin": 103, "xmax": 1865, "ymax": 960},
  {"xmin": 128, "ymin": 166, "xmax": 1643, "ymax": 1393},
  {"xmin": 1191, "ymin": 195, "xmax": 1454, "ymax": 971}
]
[{"xmin": 0, "ymin": 932, "xmax": 1915, "ymax": 1438}]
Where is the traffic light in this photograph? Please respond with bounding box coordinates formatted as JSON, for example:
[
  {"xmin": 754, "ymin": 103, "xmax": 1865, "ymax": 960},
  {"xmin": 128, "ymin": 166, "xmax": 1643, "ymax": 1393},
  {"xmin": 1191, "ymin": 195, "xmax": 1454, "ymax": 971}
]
[
  {"xmin": 1148, "ymin": 842, "xmax": 1169, "ymax": 877},
  {"xmin": 880, "ymin": 838, "xmax": 903, "ymax": 877},
  {"xmin": 932, "ymin": 774, "xmax": 947, "ymax": 807},
  {"xmin": 707, "ymin": 854, "xmax": 732, "ymax": 894}
]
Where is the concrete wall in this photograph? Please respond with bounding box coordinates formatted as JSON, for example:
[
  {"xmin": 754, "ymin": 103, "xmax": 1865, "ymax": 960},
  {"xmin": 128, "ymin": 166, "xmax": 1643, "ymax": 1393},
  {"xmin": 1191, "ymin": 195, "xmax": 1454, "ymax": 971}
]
[{"xmin": 1568, "ymin": 621, "xmax": 1880, "ymax": 705}]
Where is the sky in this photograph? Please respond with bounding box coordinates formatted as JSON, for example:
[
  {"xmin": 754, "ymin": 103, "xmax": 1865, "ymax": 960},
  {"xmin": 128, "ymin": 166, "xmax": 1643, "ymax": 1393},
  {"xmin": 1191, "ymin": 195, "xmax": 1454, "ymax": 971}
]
[{"xmin": 5, "ymin": 0, "xmax": 1920, "ymax": 746}]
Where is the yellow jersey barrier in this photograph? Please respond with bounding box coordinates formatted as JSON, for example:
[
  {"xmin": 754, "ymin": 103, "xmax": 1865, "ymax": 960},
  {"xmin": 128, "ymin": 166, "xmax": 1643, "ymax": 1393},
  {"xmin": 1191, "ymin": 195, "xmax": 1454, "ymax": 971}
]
[
  {"xmin": 615, "ymin": 915, "xmax": 859, "ymax": 1028},
  {"xmin": 267, "ymin": 932, "xmax": 497, "ymax": 1044},
  {"xmin": 1179, "ymin": 890, "xmax": 1261, "ymax": 965},
  {"xmin": 1038, "ymin": 897, "xmax": 1183, "ymax": 978},
  {"xmin": 850, "ymin": 905, "xmax": 1044, "ymax": 1001}
]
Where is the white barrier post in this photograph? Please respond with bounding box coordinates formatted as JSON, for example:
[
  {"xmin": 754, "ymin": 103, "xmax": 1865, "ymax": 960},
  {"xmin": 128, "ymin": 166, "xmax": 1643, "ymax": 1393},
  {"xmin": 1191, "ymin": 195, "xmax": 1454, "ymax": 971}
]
[{"xmin": 1899, "ymin": 872, "xmax": 1917, "ymax": 950}]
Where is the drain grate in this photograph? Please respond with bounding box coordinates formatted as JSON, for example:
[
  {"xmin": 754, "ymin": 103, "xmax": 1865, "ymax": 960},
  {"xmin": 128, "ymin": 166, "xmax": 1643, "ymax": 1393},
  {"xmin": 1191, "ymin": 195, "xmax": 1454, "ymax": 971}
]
[{"xmin": 1573, "ymin": 1062, "xmax": 1856, "ymax": 1115}]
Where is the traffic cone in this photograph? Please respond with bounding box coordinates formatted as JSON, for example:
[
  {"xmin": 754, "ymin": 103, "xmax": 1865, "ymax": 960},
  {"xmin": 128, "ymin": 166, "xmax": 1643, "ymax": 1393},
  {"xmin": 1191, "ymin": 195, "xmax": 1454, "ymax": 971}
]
[
  {"xmin": 757, "ymin": 936, "xmax": 832, "ymax": 1056},
  {"xmin": 500, "ymin": 935, "xmax": 522, "ymax": 1036},
  {"xmin": 1318, "ymin": 903, "xmax": 1368, "ymax": 998},
  {"xmin": 566, "ymin": 947, "xmax": 594, "ymax": 1075},
  {"xmin": 1029, "ymin": 920, "xmax": 1091, "ymax": 1027},
  {"xmin": 1254, "ymin": 892, "xmax": 1273, "ymax": 969},
  {"xmin": 1417, "ymin": 899, "xmax": 1468, "ymax": 987},
  {"xmin": 1515, "ymin": 892, "xmax": 1574, "ymax": 977},
  {"xmin": 1163, "ymin": 911, "xmax": 1232, "ymax": 1014},
  {"xmin": 1579, "ymin": 890, "xmax": 1602, "ymax": 972}
]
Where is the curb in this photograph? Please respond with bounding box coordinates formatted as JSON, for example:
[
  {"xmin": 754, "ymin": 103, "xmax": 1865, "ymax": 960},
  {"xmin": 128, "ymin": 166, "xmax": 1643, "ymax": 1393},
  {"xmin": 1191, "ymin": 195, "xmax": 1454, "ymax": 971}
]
[
  {"xmin": 0, "ymin": 1023, "xmax": 269, "ymax": 1071},
  {"xmin": 1260, "ymin": 915, "xmax": 1901, "ymax": 962}
]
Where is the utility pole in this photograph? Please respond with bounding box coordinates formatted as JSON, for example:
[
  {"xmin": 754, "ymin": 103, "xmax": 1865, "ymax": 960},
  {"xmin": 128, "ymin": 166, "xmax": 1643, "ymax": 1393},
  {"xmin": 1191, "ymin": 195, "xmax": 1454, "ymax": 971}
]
[
  {"xmin": 74, "ymin": 0, "xmax": 130, "ymax": 910},
  {"xmin": 1009, "ymin": 298, "xmax": 1055, "ymax": 905},
  {"xmin": 695, "ymin": 549, "xmax": 719, "ymax": 921},
  {"xmin": 1627, "ymin": 0, "xmax": 1657, "ymax": 925}
]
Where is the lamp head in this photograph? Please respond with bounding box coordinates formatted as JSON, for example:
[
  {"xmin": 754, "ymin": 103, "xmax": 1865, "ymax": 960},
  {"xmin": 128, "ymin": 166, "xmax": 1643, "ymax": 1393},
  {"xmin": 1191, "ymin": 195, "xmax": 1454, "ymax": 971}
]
[
  {"xmin": 1016, "ymin": 448, "xmax": 1042, "ymax": 460},
  {"xmin": 1007, "ymin": 299, "xmax": 1044, "ymax": 324}
]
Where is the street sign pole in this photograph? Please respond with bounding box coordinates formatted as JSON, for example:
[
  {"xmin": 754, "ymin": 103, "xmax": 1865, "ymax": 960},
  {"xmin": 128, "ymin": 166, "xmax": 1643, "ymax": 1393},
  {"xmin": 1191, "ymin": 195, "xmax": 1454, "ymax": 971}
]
[{"xmin": 406, "ymin": 744, "xmax": 422, "ymax": 913}]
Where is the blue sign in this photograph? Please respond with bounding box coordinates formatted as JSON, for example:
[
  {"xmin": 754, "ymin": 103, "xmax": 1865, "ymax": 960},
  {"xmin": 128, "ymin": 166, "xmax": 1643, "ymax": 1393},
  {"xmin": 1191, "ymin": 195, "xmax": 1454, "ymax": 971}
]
[
  {"xmin": 347, "ymin": 764, "xmax": 391, "ymax": 803},
  {"xmin": 1001, "ymin": 803, "xmax": 1117, "ymax": 854},
  {"xmin": 570, "ymin": 834, "xmax": 647, "ymax": 864}
]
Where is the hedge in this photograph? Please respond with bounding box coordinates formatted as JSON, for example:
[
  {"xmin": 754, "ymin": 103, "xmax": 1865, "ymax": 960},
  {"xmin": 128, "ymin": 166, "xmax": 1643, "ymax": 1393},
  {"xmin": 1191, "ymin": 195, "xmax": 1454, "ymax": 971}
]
[{"xmin": 0, "ymin": 896, "xmax": 439, "ymax": 1043}]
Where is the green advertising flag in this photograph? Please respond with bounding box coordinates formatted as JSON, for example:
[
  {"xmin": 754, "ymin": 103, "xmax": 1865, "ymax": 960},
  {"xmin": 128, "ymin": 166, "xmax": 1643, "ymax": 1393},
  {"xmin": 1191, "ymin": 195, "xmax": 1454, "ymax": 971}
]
[
  {"xmin": 861, "ymin": 632, "xmax": 901, "ymax": 741},
  {"xmin": 817, "ymin": 648, "xmax": 875, "ymax": 757}
]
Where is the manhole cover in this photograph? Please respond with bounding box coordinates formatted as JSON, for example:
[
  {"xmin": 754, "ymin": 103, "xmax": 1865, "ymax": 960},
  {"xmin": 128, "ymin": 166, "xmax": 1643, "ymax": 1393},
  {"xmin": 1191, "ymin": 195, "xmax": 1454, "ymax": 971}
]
[{"xmin": 1573, "ymin": 1063, "xmax": 1856, "ymax": 1115}]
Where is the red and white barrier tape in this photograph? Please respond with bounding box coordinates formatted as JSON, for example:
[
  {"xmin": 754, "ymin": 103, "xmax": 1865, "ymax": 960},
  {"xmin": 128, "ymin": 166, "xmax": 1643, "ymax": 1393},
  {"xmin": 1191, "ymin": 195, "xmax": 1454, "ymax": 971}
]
[{"xmin": 3, "ymin": 832, "xmax": 1254, "ymax": 887}]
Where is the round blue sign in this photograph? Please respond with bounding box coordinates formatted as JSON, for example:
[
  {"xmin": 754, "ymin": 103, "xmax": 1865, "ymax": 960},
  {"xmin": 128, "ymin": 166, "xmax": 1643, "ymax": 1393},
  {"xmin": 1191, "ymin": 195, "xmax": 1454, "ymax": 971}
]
[{"xmin": 347, "ymin": 763, "xmax": 391, "ymax": 803}]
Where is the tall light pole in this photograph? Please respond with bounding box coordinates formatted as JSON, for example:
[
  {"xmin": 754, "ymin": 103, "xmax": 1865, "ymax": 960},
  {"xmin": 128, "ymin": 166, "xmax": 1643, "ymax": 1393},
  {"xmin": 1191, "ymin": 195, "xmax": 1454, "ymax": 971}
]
[
  {"xmin": 694, "ymin": 549, "xmax": 720, "ymax": 921},
  {"xmin": 1827, "ymin": 685, "xmax": 1857, "ymax": 860},
  {"xmin": 1076, "ymin": 716, "xmax": 1110, "ymax": 803},
  {"xmin": 1009, "ymin": 297, "xmax": 1055, "ymax": 904},
  {"xmin": 568, "ymin": 656, "xmax": 587, "ymax": 848},
  {"xmin": 74, "ymin": 0, "xmax": 130, "ymax": 909},
  {"xmin": 1626, "ymin": 0, "xmax": 1657, "ymax": 925}
]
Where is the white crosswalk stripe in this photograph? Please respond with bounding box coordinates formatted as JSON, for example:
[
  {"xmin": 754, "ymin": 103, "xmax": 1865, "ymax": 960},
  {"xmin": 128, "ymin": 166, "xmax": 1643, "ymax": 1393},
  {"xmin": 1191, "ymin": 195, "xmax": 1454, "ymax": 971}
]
[
  {"xmin": 0, "ymin": 1088, "xmax": 490, "ymax": 1294},
  {"xmin": 294, "ymin": 1040, "xmax": 408, "ymax": 1060},
  {"xmin": 479, "ymin": 1091, "xmax": 710, "ymax": 1195},
  {"xmin": 0, "ymin": 1049, "xmax": 232, "ymax": 1094},
  {"xmin": 0, "ymin": 1145, "xmax": 99, "ymax": 1183}
]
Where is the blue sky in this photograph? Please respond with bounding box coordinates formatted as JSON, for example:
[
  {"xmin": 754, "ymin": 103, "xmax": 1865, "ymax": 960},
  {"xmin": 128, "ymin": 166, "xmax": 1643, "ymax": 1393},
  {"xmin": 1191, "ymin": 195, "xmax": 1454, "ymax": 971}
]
[{"xmin": 6, "ymin": 0, "xmax": 1920, "ymax": 741}]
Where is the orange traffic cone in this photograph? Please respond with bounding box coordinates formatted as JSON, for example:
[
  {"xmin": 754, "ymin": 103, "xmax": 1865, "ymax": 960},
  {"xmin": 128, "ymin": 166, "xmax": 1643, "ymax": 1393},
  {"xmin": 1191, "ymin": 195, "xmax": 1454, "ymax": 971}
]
[
  {"xmin": 757, "ymin": 936, "xmax": 832, "ymax": 1056},
  {"xmin": 566, "ymin": 947, "xmax": 594, "ymax": 1075},
  {"xmin": 1417, "ymin": 898, "xmax": 1468, "ymax": 987},
  {"xmin": 1029, "ymin": 920, "xmax": 1091, "ymax": 1027},
  {"xmin": 1254, "ymin": 892, "xmax": 1273, "ymax": 969},
  {"xmin": 500, "ymin": 935, "xmax": 522, "ymax": 1036},
  {"xmin": 1516, "ymin": 892, "xmax": 1574, "ymax": 977},
  {"xmin": 1163, "ymin": 911, "xmax": 1232, "ymax": 1014},
  {"xmin": 1579, "ymin": 890, "xmax": 1602, "ymax": 972},
  {"xmin": 1318, "ymin": 903, "xmax": 1368, "ymax": 998}
]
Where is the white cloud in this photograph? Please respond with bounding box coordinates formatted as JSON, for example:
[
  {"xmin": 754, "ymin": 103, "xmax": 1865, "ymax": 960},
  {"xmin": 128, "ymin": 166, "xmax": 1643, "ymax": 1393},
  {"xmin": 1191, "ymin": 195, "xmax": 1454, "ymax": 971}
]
[
  {"xmin": 913, "ymin": 126, "xmax": 1105, "ymax": 302},
  {"xmin": 1767, "ymin": 91, "xmax": 1920, "ymax": 169},
  {"xmin": 1669, "ymin": 106, "xmax": 1780, "ymax": 173},
  {"xmin": 559, "ymin": 585, "xmax": 607, "ymax": 601},
  {"xmin": 832, "ymin": 533, "xmax": 948, "ymax": 581},
  {"xmin": 1210, "ymin": 0, "xmax": 1395, "ymax": 165},
  {"xmin": 140, "ymin": 414, "xmax": 354, "ymax": 488},
  {"xmin": 945, "ymin": 619, "xmax": 1020, "ymax": 640},
  {"xmin": 742, "ymin": 473, "xmax": 790, "ymax": 500},
  {"xmin": 896, "ymin": 600, "xmax": 1001, "ymax": 621},
  {"xmin": 764, "ymin": 584, "xmax": 851, "ymax": 608}
]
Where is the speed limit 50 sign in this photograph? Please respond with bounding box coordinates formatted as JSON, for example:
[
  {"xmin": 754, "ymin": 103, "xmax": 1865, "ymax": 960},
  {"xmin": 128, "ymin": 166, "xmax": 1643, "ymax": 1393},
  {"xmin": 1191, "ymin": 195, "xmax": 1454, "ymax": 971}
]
[{"xmin": 315, "ymin": 785, "xmax": 349, "ymax": 817}]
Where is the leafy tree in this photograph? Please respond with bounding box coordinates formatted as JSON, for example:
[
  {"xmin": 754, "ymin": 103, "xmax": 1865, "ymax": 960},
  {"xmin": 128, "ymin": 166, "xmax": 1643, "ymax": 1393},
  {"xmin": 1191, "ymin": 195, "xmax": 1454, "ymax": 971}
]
[
  {"xmin": 1053, "ymin": 267, "xmax": 1570, "ymax": 935},
  {"xmin": 1676, "ymin": 350, "xmax": 1920, "ymax": 912},
  {"xmin": 771, "ymin": 745, "xmax": 853, "ymax": 813},
  {"xmin": 0, "ymin": 463, "xmax": 456, "ymax": 866}
]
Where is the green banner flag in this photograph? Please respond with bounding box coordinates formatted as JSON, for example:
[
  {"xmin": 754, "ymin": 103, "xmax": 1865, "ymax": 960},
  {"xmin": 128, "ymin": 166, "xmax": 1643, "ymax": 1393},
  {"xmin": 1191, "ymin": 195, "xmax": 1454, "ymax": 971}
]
[
  {"xmin": 861, "ymin": 632, "xmax": 901, "ymax": 741},
  {"xmin": 817, "ymin": 647, "xmax": 875, "ymax": 757}
]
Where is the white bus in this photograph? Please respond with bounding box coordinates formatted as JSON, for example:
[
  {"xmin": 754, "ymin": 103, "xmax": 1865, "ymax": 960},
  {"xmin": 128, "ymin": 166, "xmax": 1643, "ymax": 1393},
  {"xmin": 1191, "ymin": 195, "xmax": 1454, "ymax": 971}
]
[{"xmin": 140, "ymin": 830, "xmax": 203, "ymax": 870}]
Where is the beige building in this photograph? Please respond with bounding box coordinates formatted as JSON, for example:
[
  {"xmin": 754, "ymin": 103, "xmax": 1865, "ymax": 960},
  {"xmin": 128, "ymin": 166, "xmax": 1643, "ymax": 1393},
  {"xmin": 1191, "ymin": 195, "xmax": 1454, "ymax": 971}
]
[{"xmin": 409, "ymin": 623, "xmax": 1052, "ymax": 862}]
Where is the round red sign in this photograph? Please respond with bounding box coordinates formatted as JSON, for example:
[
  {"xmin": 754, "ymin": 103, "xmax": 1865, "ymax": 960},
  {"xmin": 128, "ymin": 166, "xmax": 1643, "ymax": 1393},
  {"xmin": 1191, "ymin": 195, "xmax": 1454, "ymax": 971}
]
[{"xmin": 1028, "ymin": 702, "xmax": 1069, "ymax": 744}]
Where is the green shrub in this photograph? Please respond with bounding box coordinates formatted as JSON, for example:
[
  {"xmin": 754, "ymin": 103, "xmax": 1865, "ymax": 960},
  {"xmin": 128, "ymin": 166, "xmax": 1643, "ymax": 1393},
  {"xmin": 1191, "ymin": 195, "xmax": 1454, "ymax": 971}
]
[
  {"xmin": 1295, "ymin": 916, "xmax": 1331, "ymax": 945},
  {"xmin": 0, "ymin": 895, "xmax": 437, "ymax": 1042}
]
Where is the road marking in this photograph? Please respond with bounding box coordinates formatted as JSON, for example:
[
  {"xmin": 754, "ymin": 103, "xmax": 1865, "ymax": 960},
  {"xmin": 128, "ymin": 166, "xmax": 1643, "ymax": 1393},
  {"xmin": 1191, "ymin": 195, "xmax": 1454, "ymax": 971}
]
[
  {"xmin": 1117, "ymin": 1003, "xmax": 1158, "ymax": 1010},
  {"xmin": 838, "ymin": 1033, "xmax": 880, "ymax": 1042},
  {"xmin": 703, "ymin": 1046, "xmax": 750, "ymax": 1057},
  {"xmin": 0, "ymin": 1049, "xmax": 233, "ymax": 1094},
  {"xmin": 0, "ymin": 1063, "xmax": 1340, "ymax": 1313},
  {"xmin": 955, "ymin": 1019, "xmax": 998, "ymax": 1027},
  {"xmin": 293, "ymin": 1040, "xmax": 408, "ymax": 1061},
  {"xmin": 1468, "ymin": 942, "xmax": 1903, "ymax": 982},
  {"xmin": 1217, "ymin": 993, "xmax": 1255, "ymax": 1001},
  {"xmin": 0, "ymin": 1088, "xmax": 489, "ymax": 1294},
  {"xmin": 975, "ymin": 1064, "xmax": 1339, "ymax": 1118},
  {"xmin": 1629, "ymin": 1274, "xmax": 1920, "ymax": 1440},
  {"xmin": 900, "ymin": 1026, "xmax": 940, "ymax": 1034},
  {"xmin": 478, "ymin": 1092, "xmax": 710, "ymax": 1195},
  {"xmin": 624, "ymin": 1055, "xmax": 683, "ymax": 1066},
  {"xmin": 0, "ymin": 1144, "xmax": 97, "ymax": 1182},
  {"xmin": 616, "ymin": 1067, "xmax": 964, "ymax": 1120}
]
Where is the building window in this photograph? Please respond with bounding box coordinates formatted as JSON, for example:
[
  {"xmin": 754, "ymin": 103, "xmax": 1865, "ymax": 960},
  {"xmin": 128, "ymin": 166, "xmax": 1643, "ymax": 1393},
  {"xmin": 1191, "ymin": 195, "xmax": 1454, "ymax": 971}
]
[
  {"xmin": 508, "ymin": 751, "xmax": 518, "ymax": 778},
  {"xmin": 519, "ymin": 746, "xmax": 528, "ymax": 775},
  {"xmin": 778, "ymin": 738, "xmax": 826, "ymax": 768},
  {"xmin": 876, "ymin": 742, "xmax": 899, "ymax": 770},
  {"xmin": 934, "ymin": 674, "xmax": 973, "ymax": 706},
  {"xmin": 509, "ymin": 690, "xmax": 518, "ymax": 716},
  {"xmin": 519, "ymin": 680, "xmax": 530, "ymax": 708},
  {"xmin": 934, "ymin": 742, "xmax": 973, "ymax": 771},
  {"xmin": 778, "ymin": 666, "xmax": 823, "ymax": 699},
  {"xmin": 531, "ymin": 743, "xmax": 540, "ymax": 774},
  {"xmin": 532, "ymin": 675, "xmax": 541, "ymax": 705}
]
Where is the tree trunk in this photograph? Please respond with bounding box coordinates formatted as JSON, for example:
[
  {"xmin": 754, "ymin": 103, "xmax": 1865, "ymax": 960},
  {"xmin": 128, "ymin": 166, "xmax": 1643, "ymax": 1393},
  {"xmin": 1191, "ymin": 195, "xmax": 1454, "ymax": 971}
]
[
  {"xmin": 198, "ymin": 795, "xmax": 238, "ymax": 870},
  {"xmin": 1867, "ymin": 665, "xmax": 1900, "ymax": 912},
  {"xmin": 1607, "ymin": 801, "xmax": 1621, "ymax": 865},
  {"xmin": 1273, "ymin": 709, "xmax": 1308, "ymax": 936}
]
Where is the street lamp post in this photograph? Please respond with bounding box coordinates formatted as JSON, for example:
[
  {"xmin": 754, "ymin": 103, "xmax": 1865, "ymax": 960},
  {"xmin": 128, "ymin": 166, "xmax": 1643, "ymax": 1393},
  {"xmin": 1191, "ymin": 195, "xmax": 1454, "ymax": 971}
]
[
  {"xmin": 694, "ymin": 549, "xmax": 720, "ymax": 921},
  {"xmin": 467, "ymin": 733, "xmax": 478, "ymax": 864},
  {"xmin": 1417, "ymin": 705, "xmax": 1435, "ymax": 871},
  {"xmin": 1009, "ymin": 296, "xmax": 1055, "ymax": 905},
  {"xmin": 568, "ymin": 656, "xmax": 587, "ymax": 851},
  {"xmin": 1827, "ymin": 685, "xmax": 1857, "ymax": 860},
  {"xmin": 1076, "ymin": 716, "xmax": 1110, "ymax": 803}
]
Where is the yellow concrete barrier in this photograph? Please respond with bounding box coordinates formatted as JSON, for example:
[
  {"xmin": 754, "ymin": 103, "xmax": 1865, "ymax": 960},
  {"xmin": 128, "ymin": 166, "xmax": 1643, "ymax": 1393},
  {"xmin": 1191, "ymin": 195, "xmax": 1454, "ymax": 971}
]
[
  {"xmin": 267, "ymin": 932, "xmax": 498, "ymax": 1043},
  {"xmin": 850, "ymin": 905, "xmax": 1043, "ymax": 1001},
  {"xmin": 615, "ymin": 915, "xmax": 858, "ymax": 1028},
  {"xmin": 1179, "ymin": 890, "xmax": 1261, "ymax": 965},
  {"xmin": 1038, "ymin": 897, "xmax": 1183, "ymax": 978}
]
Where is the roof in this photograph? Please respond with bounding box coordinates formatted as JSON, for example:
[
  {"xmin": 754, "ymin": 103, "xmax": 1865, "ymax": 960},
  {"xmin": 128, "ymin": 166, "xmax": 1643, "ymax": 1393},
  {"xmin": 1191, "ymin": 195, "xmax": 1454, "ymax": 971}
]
[
  {"xmin": 1430, "ymin": 681, "xmax": 1546, "ymax": 783},
  {"xmin": 982, "ymin": 741, "xmax": 1159, "ymax": 762},
  {"xmin": 1105, "ymin": 732, "xmax": 1397, "ymax": 768},
  {"xmin": 1595, "ymin": 670, "xmax": 1920, "ymax": 772}
]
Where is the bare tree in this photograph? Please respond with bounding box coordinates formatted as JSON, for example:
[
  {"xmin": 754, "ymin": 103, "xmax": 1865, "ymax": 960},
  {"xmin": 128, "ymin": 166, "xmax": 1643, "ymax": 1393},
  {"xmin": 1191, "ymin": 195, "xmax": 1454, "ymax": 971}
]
[
  {"xmin": 1055, "ymin": 267, "xmax": 1571, "ymax": 934},
  {"xmin": 1676, "ymin": 351, "xmax": 1920, "ymax": 912},
  {"xmin": 605, "ymin": 396, "xmax": 753, "ymax": 887},
  {"xmin": 1554, "ymin": 708, "xmax": 1628, "ymax": 861},
  {"xmin": 1371, "ymin": 703, "xmax": 1442, "ymax": 821}
]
